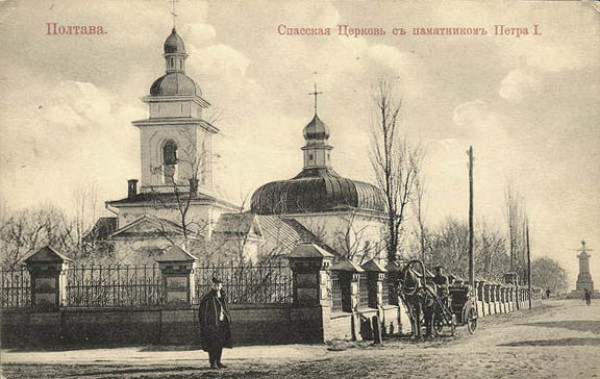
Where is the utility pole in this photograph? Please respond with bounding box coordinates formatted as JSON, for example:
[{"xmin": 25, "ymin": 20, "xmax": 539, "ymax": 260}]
[
  {"xmin": 468, "ymin": 146, "xmax": 475, "ymax": 289},
  {"xmin": 526, "ymin": 220, "xmax": 532, "ymax": 309}
]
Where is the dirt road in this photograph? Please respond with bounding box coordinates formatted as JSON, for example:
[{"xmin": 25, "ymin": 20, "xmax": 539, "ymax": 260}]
[{"xmin": 2, "ymin": 300, "xmax": 599, "ymax": 378}]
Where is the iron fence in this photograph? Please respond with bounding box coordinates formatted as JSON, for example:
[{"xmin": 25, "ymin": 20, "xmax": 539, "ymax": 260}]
[
  {"xmin": 0, "ymin": 266, "xmax": 30, "ymax": 308},
  {"xmin": 66, "ymin": 264, "xmax": 162, "ymax": 307},
  {"xmin": 195, "ymin": 261, "xmax": 293, "ymax": 304}
]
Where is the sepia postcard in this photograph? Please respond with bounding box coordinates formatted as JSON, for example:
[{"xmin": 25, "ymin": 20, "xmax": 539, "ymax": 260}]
[{"xmin": 0, "ymin": 0, "xmax": 599, "ymax": 378}]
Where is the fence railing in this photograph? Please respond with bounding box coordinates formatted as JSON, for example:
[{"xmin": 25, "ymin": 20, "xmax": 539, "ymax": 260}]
[
  {"xmin": 67, "ymin": 264, "xmax": 162, "ymax": 307},
  {"xmin": 195, "ymin": 261, "xmax": 293, "ymax": 304},
  {"xmin": 1, "ymin": 267, "xmax": 30, "ymax": 308},
  {"xmin": 0, "ymin": 260, "xmax": 293, "ymax": 308}
]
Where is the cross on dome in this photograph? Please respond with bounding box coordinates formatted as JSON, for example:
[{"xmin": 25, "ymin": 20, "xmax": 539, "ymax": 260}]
[
  {"xmin": 171, "ymin": 0, "xmax": 178, "ymax": 29},
  {"xmin": 308, "ymin": 72, "xmax": 323, "ymax": 115}
]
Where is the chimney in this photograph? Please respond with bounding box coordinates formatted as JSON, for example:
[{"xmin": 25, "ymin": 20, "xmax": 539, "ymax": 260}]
[
  {"xmin": 189, "ymin": 178, "xmax": 199, "ymax": 198},
  {"xmin": 128, "ymin": 179, "xmax": 138, "ymax": 200}
]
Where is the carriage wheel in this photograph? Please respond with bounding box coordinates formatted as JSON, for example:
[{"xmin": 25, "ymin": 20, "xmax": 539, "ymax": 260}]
[
  {"xmin": 467, "ymin": 307, "xmax": 477, "ymax": 334},
  {"xmin": 432, "ymin": 309, "xmax": 456, "ymax": 337},
  {"xmin": 433, "ymin": 313, "xmax": 444, "ymax": 337}
]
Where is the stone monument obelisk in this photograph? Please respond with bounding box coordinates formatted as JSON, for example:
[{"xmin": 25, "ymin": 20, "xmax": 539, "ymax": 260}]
[{"xmin": 575, "ymin": 240, "xmax": 594, "ymax": 293}]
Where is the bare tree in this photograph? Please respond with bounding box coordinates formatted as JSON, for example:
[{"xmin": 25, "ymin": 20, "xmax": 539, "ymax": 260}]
[
  {"xmin": 504, "ymin": 182, "xmax": 528, "ymax": 279},
  {"xmin": 334, "ymin": 207, "xmax": 378, "ymax": 263},
  {"xmin": 475, "ymin": 220, "xmax": 509, "ymax": 281},
  {"xmin": 370, "ymin": 79, "xmax": 423, "ymax": 262},
  {"xmin": 412, "ymin": 163, "xmax": 429, "ymax": 263},
  {"xmin": 72, "ymin": 183, "xmax": 100, "ymax": 253},
  {"xmin": 427, "ymin": 216, "xmax": 509, "ymax": 280},
  {"xmin": 0, "ymin": 205, "xmax": 76, "ymax": 267},
  {"xmin": 147, "ymin": 127, "xmax": 224, "ymax": 250}
]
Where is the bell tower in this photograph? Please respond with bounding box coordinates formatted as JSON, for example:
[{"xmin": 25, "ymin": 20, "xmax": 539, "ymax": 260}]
[
  {"xmin": 132, "ymin": 28, "xmax": 218, "ymax": 195},
  {"xmin": 302, "ymin": 83, "xmax": 333, "ymax": 170}
]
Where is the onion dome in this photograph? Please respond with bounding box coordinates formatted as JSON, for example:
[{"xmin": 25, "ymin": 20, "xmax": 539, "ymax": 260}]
[
  {"xmin": 150, "ymin": 73, "xmax": 199, "ymax": 96},
  {"xmin": 164, "ymin": 28, "xmax": 185, "ymax": 53},
  {"xmin": 251, "ymin": 110, "xmax": 386, "ymax": 215},
  {"xmin": 149, "ymin": 28, "xmax": 200, "ymax": 97},
  {"xmin": 250, "ymin": 167, "xmax": 386, "ymax": 215},
  {"xmin": 303, "ymin": 115, "xmax": 330, "ymax": 143}
]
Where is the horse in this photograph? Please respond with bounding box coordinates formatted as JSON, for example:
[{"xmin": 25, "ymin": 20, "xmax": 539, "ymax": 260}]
[{"xmin": 398, "ymin": 260, "xmax": 437, "ymax": 339}]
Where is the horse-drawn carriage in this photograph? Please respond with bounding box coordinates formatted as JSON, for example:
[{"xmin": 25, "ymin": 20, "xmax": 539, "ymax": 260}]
[{"xmin": 399, "ymin": 259, "xmax": 478, "ymax": 338}]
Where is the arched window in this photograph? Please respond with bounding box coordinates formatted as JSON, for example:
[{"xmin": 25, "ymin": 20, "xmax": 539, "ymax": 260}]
[
  {"xmin": 163, "ymin": 140, "xmax": 177, "ymax": 165},
  {"xmin": 163, "ymin": 140, "xmax": 178, "ymax": 183}
]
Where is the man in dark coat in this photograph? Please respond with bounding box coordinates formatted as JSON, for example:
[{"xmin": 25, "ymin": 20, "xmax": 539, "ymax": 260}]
[
  {"xmin": 198, "ymin": 277, "xmax": 232, "ymax": 369},
  {"xmin": 584, "ymin": 288, "xmax": 592, "ymax": 306},
  {"xmin": 432, "ymin": 266, "xmax": 450, "ymax": 301}
]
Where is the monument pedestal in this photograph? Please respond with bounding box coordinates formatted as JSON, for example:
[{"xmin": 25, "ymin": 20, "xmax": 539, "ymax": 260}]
[{"xmin": 567, "ymin": 241, "xmax": 597, "ymax": 299}]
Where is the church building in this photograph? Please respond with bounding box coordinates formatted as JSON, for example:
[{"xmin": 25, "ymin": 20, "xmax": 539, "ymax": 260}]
[
  {"xmin": 91, "ymin": 28, "xmax": 387, "ymax": 265},
  {"xmin": 93, "ymin": 28, "xmax": 239, "ymax": 259},
  {"xmin": 248, "ymin": 95, "xmax": 388, "ymax": 263}
]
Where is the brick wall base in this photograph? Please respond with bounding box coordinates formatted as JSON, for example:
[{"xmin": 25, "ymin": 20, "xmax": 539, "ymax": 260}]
[{"xmin": 1, "ymin": 304, "xmax": 302, "ymax": 348}]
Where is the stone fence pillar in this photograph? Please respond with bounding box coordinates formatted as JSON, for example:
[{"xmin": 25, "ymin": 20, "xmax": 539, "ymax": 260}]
[
  {"xmin": 331, "ymin": 259, "xmax": 364, "ymax": 313},
  {"xmin": 155, "ymin": 246, "xmax": 198, "ymax": 306},
  {"xmin": 331, "ymin": 259, "xmax": 364, "ymax": 340},
  {"xmin": 288, "ymin": 243, "xmax": 333, "ymax": 306},
  {"xmin": 507, "ymin": 286, "xmax": 514, "ymax": 311},
  {"xmin": 361, "ymin": 259, "xmax": 387, "ymax": 309},
  {"xmin": 25, "ymin": 246, "xmax": 72, "ymax": 308},
  {"xmin": 475, "ymin": 280, "xmax": 484, "ymax": 316},
  {"xmin": 494, "ymin": 284, "xmax": 501, "ymax": 313},
  {"xmin": 499, "ymin": 286, "xmax": 506, "ymax": 313},
  {"xmin": 503, "ymin": 273, "xmax": 519, "ymax": 311},
  {"xmin": 484, "ymin": 283, "xmax": 493, "ymax": 315},
  {"xmin": 489, "ymin": 283, "xmax": 497, "ymax": 314},
  {"xmin": 288, "ymin": 243, "xmax": 334, "ymax": 343},
  {"xmin": 361, "ymin": 259, "xmax": 387, "ymax": 340}
]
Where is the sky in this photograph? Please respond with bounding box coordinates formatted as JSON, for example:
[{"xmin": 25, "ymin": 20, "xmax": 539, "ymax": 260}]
[{"xmin": 0, "ymin": 0, "xmax": 598, "ymax": 289}]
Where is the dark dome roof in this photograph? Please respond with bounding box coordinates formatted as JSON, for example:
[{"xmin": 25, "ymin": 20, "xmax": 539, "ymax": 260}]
[
  {"xmin": 164, "ymin": 28, "xmax": 185, "ymax": 54},
  {"xmin": 150, "ymin": 73, "xmax": 199, "ymax": 96},
  {"xmin": 250, "ymin": 167, "xmax": 386, "ymax": 215}
]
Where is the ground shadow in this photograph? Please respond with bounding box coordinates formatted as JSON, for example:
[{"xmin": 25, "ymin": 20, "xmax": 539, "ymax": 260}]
[
  {"xmin": 499, "ymin": 337, "xmax": 600, "ymax": 347},
  {"xmin": 2, "ymin": 364, "xmax": 205, "ymax": 379},
  {"xmin": 8, "ymin": 344, "xmax": 204, "ymax": 353},
  {"xmin": 139, "ymin": 344, "xmax": 203, "ymax": 352},
  {"xmin": 518, "ymin": 320, "xmax": 600, "ymax": 335}
]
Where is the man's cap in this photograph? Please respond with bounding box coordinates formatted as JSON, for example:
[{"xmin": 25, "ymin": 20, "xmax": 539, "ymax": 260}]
[
  {"xmin": 434, "ymin": 265, "xmax": 444, "ymax": 270},
  {"xmin": 212, "ymin": 277, "xmax": 223, "ymax": 284}
]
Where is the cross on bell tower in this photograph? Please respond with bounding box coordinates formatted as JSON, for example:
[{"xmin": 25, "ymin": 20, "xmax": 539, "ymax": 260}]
[{"xmin": 308, "ymin": 72, "xmax": 323, "ymax": 115}]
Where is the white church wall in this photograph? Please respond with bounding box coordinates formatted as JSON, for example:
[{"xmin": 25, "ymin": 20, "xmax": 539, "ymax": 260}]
[
  {"xmin": 148, "ymin": 100, "xmax": 201, "ymax": 119},
  {"xmin": 290, "ymin": 211, "xmax": 386, "ymax": 263},
  {"xmin": 138, "ymin": 123, "xmax": 213, "ymax": 195},
  {"xmin": 195, "ymin": 130, "xmax": 213, "ymax": 192},
  {"xmin": 112, "ymin": 237, "xmax": 185, "ymax": 264}
]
